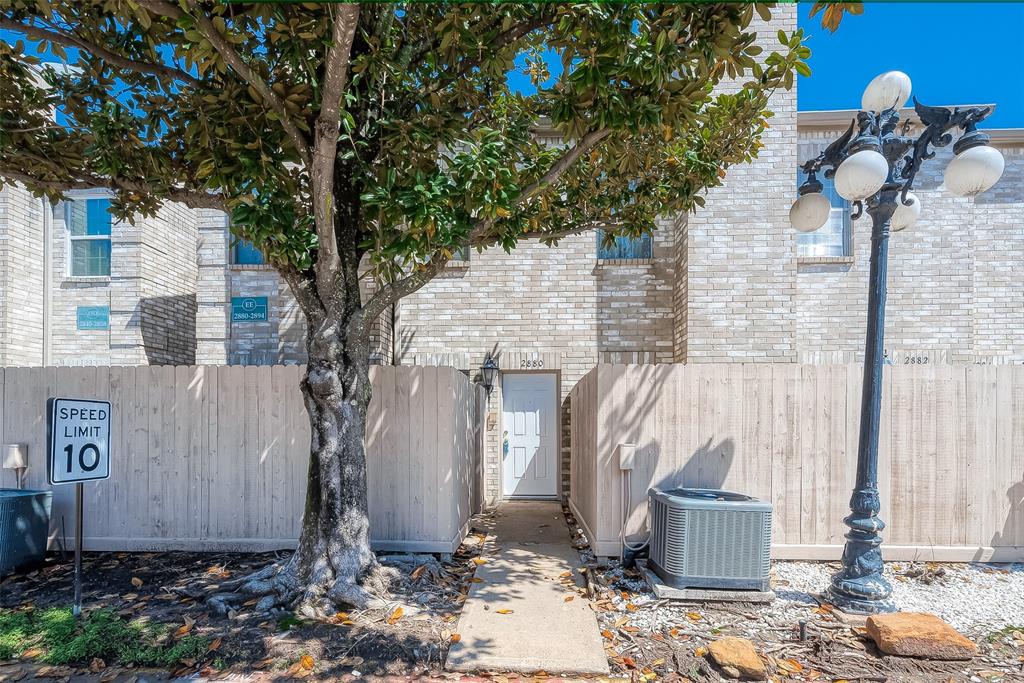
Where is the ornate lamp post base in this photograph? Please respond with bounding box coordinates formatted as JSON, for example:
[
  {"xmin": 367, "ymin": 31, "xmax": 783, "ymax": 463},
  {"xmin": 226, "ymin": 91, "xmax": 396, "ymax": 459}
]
[{"xmin": 825, "ymin": 489, "xmax": 895, "ymax": 614}]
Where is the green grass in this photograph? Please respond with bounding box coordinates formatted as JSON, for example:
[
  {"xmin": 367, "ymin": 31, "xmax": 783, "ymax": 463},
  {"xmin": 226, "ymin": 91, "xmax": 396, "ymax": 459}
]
[
  {"xmin": 986, "ymin": 624, "xmax": 1024, "ymax": 643},
  {"xmin": 0, "ymin": 607, "xmax": 209, "ymax": 667}
]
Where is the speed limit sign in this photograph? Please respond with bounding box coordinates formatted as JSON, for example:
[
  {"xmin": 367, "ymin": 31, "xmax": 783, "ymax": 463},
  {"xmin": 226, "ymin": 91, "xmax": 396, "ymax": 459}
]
[{"xmin": 47, "ymin": 398, "xmax": 110, "ymax": 485}]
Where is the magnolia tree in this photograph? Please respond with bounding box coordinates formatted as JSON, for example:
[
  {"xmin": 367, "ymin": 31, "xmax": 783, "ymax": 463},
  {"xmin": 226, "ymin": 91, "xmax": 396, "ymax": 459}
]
[{"xmin": 1, "ymin": 1, "xmax": 822, "ymax": 614}]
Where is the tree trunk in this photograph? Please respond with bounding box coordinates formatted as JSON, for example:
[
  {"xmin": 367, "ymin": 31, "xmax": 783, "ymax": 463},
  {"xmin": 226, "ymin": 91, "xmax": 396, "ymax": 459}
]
[{"xmin": 234, "ymin": 313, "xmax": 395, "ymax": 615}]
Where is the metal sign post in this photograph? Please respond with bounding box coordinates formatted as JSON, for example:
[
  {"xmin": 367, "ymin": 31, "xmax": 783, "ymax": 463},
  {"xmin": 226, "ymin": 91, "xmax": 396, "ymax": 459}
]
[
  {"xmin": 74, "ymin": 483, "xmax": 83, "ymax": 616},
  {"xmin": 47, "ymin": 397, "xmax": 111, "ymax": 619}
]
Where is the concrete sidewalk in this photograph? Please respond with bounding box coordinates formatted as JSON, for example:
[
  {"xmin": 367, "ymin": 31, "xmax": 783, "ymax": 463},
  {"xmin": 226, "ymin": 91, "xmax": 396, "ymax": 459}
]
[{"xmin": 445, "ymin": 502, "xmax": 609, "ymax": 676}]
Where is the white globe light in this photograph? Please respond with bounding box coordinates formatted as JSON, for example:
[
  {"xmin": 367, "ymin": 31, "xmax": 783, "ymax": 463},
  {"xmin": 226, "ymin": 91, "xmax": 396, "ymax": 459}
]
[
  {"xmin": 861, "ymin": 71, "xmax": 912, "ymax": 112},
  {"xmin": 789, "ymin": 192, "xmax": 832, "ymax": 232},
  {"xmin": 944, "ymin": 145, "xmax": 1005, "ymax": 197},
  {"xmin": 890, "ymin": 192, "xmax": 921, "ymax": 232},
  {"xmin": 834, "ymin": 149, "xmax": 889, "ymax": 201}
]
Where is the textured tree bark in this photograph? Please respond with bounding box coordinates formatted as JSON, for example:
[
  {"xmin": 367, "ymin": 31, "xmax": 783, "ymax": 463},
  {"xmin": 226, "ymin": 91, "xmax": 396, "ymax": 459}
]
[{"xmin": 231, "ymin": 303, "xmax": 396, "ymax": 615}]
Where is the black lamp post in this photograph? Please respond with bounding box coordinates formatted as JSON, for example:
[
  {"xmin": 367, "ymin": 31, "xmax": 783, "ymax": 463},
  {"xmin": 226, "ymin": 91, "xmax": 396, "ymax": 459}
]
[
  {"xmin": 791, "ymin": 71, "xmax": 1004, "ymax": 614},
  {"xmin": 480, "ymin": 356, "xmax": 499, "ymax": 394}
]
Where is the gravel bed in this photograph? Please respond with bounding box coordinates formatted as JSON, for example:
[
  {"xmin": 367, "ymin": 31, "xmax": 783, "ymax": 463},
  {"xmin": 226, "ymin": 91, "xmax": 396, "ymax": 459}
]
[
  {"xmin": 775, "ymin": 560, "xmax": 1024, "ymax": 636},
  {"xmin": 599, "ymin": 560, "xmax": 1024, "ymax": 640}
]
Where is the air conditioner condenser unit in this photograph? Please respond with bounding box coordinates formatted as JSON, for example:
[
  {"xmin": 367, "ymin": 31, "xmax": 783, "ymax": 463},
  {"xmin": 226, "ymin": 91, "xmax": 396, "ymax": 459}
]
[{"xmin": 647, "ymin": 487, "xmax": 772, "ymax": 591}]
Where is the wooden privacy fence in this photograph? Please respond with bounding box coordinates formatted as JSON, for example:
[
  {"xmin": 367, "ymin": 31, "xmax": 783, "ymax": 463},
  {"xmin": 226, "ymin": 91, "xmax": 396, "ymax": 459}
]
[
  {"xmin": 0, "ymin": 365, "xmax": 485, "ymax": 554},
  {"xmin": 570, "ymin": 364, "xmax": 1024, "ymax": 561}
]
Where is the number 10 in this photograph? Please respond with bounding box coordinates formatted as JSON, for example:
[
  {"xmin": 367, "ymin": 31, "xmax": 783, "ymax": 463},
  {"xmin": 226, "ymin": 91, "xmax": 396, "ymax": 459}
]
[{"xmin": 64, "ymin": 443, "xmax": 100, "ymax": 472}]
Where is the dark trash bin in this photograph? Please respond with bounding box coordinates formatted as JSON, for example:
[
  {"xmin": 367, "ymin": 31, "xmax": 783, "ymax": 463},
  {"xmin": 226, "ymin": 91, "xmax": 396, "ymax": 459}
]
[{"xmin": 0, "ymin": 489, "xmax": 53, "ymax": 573}]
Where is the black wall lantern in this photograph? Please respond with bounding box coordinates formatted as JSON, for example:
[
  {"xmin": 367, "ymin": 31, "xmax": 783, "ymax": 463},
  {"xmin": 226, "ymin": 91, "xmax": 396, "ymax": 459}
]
[{"xmin": 480, "ymin": 356, "xmax": 499, "ymax": 394}]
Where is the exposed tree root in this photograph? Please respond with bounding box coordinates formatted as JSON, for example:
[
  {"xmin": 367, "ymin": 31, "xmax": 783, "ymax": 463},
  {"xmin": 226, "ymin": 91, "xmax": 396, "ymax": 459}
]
[{"xmin": 209, "ymin": 552, "xmax": 401, "ymax": 618}]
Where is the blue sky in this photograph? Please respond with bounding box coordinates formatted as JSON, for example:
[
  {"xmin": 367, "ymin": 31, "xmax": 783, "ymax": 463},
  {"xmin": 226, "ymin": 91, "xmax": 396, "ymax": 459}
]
[{"xmin": 797, "ymin": 2, "xmax": 1024, "ymax": 128}]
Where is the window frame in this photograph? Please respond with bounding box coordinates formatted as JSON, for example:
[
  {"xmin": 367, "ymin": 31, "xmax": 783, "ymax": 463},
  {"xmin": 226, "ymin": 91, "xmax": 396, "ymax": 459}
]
[
  {"xmin": 595, "ymin": 229, "xmax": 653, "ymax": 261},
  {"xmin": 65, "ymin": 195, "xmax": 113, "ymax": 278},
  {"xmin": 796, "ymin": 170, "xmax": 853, "ymax": 260}
]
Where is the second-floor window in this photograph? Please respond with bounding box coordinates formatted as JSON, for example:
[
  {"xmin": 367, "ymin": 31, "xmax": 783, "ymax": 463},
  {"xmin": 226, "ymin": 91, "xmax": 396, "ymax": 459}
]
[
  {"xmin": 596, "ymin": 230, "xmax": 653, "ymax": 260},
  {"xmin": 233, "ymin": 239, "xmax": 265, "ymax": 265},
  {"xmin": 796, "ymin": 170, "xmax": 852, "ymax": 258},
  {"xmin": 66, "ymin": 197, "xmax": 112, "ymax": 276}
]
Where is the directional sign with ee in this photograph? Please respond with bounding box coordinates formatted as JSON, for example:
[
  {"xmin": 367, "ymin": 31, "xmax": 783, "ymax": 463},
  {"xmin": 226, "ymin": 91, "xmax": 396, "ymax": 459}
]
[{"xmin": 48, "ymin": 398, "xmax": 111, "ymax": 485}]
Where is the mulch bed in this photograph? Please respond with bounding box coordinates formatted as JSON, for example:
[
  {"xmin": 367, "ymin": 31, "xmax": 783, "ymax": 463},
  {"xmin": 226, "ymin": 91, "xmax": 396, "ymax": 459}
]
[{"xmin": 0, "ymin": 534, "xmax": 488, "ymax": 681}]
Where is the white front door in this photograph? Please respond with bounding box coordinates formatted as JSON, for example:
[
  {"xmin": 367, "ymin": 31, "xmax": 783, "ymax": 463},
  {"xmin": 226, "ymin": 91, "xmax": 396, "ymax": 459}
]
[{"xmin": 502, "ymin": 373, "xmax": 558, "ymax": 498}]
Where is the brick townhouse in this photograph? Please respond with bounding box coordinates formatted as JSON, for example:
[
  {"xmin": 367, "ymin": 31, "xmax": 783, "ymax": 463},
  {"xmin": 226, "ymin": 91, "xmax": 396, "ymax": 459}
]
[{"xmin": 2, "ymin": 8, "xmax": 1022, "ymax": 504}]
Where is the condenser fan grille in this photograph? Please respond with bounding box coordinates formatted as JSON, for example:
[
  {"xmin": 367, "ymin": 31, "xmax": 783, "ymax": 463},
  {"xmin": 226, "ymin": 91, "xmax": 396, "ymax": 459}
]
[{"xmin": 648, "ymin": 488, "xmax": 772, "ymax": 591}]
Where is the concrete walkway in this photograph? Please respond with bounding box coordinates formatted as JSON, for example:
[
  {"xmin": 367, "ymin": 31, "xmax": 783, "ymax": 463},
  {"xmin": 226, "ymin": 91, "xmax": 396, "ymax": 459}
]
[{"xmin": 445, "ymin": 502, "xmax": 609, "ymax": 676}]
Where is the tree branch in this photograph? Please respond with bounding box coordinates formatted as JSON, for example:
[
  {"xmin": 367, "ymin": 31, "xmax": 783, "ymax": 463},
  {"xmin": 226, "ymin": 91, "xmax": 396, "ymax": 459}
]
[
  {"xmin": 515, "ymin": 128, "xmax": 612, "ymax": 205},
  {"xmin": 0, "ymin": 19, "xmax": 203, "ymax": 88},
  {"xmin": 0, "ymin": 168, "xmax": 227, "ymax": 211},
  {"xmin": 311, "ymin": 4, "xmax": 359, "ymax": 303},
  {"xmin": 139, "ymin": 0, "xmax": 312, "ymax": 165},
  {"xmin": 354, "ymin": 257, "xmax": 447, "ymax": 337},
  {"xmin": 278, "ymin": 263, "xmax": 327, "ymax": 331}
]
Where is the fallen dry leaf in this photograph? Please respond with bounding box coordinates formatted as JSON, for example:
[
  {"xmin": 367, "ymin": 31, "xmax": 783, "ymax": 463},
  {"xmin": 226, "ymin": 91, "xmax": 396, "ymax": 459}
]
[
  {"xmin": 387, "ymin": 607, "xmax": 404, "ymax": 624},
  {"xmin": 88, "ymin": 658, "xmax": 106, "ymax": 673},
  {"xmin": 410, "ymin": 565, "xmax": 427, "ymax": 581},
  {"xmin": 450, "ymin": 633, "xmax": 461, "ymax": 643},
  {"xmin": 495, "ymin": 609, "xmax": 514, "ymax": 615},
  {"xmin": 207, "ymin": 638, "xmax": 222, "ymax": 653},
  {"xmin": 601, "ymin": 629, "xmax": 615, "ymax": 640},
  {"xmin": 130, "ymin": 577, "xmax": 143, "ymax": 588},
  {"xmin": 622, "ymin": 655, "xmax": 637, "ymax": 669},
  {"xmin": 173, "ymin": 623, "xmax": 193, "ymax": 639},
  {"xmin": 472, "ymin": 557, "xmax": 487, "ymax": 566},
  {"xmin": 21, "ymin": 647, "xmax": 43, "ymax": 659},
  {"xmin": 694, "ymin": 646, "xmax": 708, "ymax": 657},
  {"xmin": 776, "ymin": 658, "xmax": 803, "ymax": 673},
  {"xmin": 299, "ymin": 655, "xmax": 314, "ymax": 670},
  {"xmin": 564, "ymin": 595, "xmax": 574, "ymax": 602},
  {"xmin": 686, "ymin": 611, "xmax": 702, "ymax": 621}
]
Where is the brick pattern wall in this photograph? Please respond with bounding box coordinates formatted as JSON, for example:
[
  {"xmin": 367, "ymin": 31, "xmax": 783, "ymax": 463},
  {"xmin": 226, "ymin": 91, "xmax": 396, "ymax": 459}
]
[
  {"xmin": 194, "ymin": 212, "xmax": 306, "ymax": 365},
  {"xmin": 194, "ymin": 216, "xmax": 392, "ymax": 366},
  {"xmin": 42, "ymin": 192, "xmax": 198, "ymax": 366},
  {"xmin": 678, "ymin": 5, "xmax": 799, "ymax": 363},
  {"xmin": 793, "ymin": 130, "xmax": 1024, "ymax": 365},
  {"xmin": 0, "ymin": 184, "xmax": 45, "ymax": 366},
  {"xmin": 395, "ymin": 224, "xmax": 676, "ymax": 504},
  {"xmin": 138, "ymin": 201, "xmax": 198, "ymax": 364}
]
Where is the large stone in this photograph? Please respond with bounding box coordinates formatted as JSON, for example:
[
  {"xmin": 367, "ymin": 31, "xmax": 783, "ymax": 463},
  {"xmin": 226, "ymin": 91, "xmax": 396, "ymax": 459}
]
[
  {"xmin": 866, "ymin": 612, "xmax": 977, "ymax": 660},
  {"xmin": 707, "ymin": 637, "xmax": 766, "ymax": 680}
]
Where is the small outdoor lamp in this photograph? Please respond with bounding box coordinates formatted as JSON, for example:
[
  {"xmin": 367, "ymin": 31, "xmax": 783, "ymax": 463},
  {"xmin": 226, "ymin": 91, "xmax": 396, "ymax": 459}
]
[
  {"xmin": 791, "ymin": 70, "xmax": 1004, "ymax": 614},
  {"xmin": 480, "ymin": 356, "xmax": 499, "ymax": 394},
  {"xmin": 2, "ymin": 443, "xmax": 28, "ymax": 489}
]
